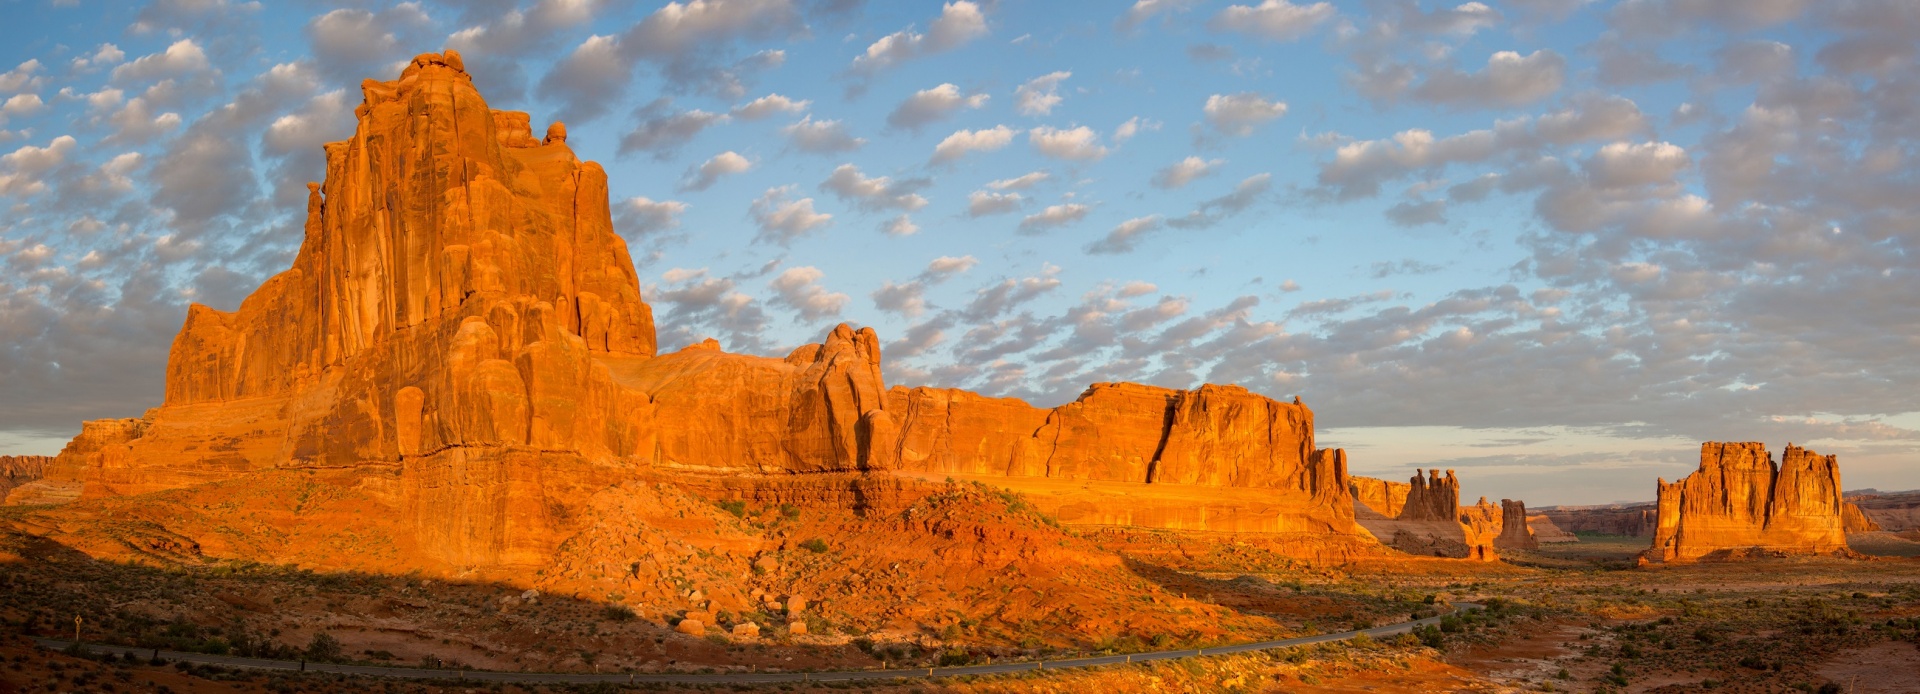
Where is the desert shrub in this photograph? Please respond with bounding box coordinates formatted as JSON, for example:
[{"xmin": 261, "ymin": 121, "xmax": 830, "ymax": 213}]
[
  {"xmin": 304, "ymin": 632, "xmax": 341, "ymax": 662},
  {"xmin": 799, "ymin": 538, "xmax": 830, "ymax": 554},
  {"xmin": 603, "ymin": 604, "xmax": 636, "ymax": 622},
  {"xmin": 716, "ymin": 500, "xmax": 747, "ymax": 518}
]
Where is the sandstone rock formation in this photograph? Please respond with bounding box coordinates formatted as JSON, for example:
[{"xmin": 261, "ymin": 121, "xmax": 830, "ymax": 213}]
[
  {"xmin": 1843, "ymin": 490, "xmax": 1918, "ymax": 532},
  {"xmin": 1526, "ymin": 514, "xmax": 1579, "ymax": 543},
  {"xmin": 1349, "ymin": 470, "xmax": 1496, "ymax": 560},
  {"xmin": 1350, "ymin": 476, "xmax": 1408, "ymax": 517},
  {"xmin": 1494, "ymin": 499, "xmax": 1538, "ymax": 550},
  {"xmin": 1649, "ymin": 442, "xmax": 1853, "ymax": 563},
  {"xmin": 15, "ymin": 51, "xmax": 1379, "ymax": 568},
  {"xmin": 0, "ymin": 456, "xmax": 51, "ymax": 503},
  {"xmin": 1537, "ymin": 503, "xmax": 1657, "ymax": 537}
]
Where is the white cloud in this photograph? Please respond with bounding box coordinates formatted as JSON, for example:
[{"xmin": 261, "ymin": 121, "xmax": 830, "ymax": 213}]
[
  {"xmin": 1413, "ymin": 49, "xmax": 1566, "ymax": 108},
  {"xmin": 769, "ymin": 266, "xmax": 848, "ymax": 320},
  {"xmin": 1029, "ymin": 126, "xmax": 1108, "ymax": 161},
  {"xmin": 967, "ymin": 190, "xmax": 1024, "ymax": 217},
  {"xmin": 1584, "ymin": 141, "xmax": 1690, "ymax": 188},
  {"xmin": 750, "ymin": 185, "xmax": 833, "ymax": 243},
  {"xmin": 732, "ymin": 93, "xmax": 809, "ymax": 120},
  {"xmin": 0, "ymin": 60, "xmax": 42, "ymax": 93},
  {"xmin": 681, "ymin": 151, "xmax": 753, "ymax": 191},
  {"xmin": 987, "ymin": 171, "xmax": 1050, "ymax": 190},
  {"xmin": 782, "ymin": 116, "xmax": 866, "ymax": 153},
  {"xmin": 1017, "ymin": 203, "xmax": 1091, "ymax": 233},
  {"xmin": 820, "ymin": 163, "xmax": 929, "ymax": 212},
  {"xmin": 873, "ymin": 280, "xmax": 928, "ymax": 316},
  {"xmin": 1152, "ymin": 156, "xmax": 1225, "ymax": 188},
  {"xmin": 1014, "ymin": 71, "xmax": 1071, "ymax": 116},
  {"xmin": 111, "ymin": 39, "xmax": 210, "ymax": 83},
  {"xmin": 1113, "ymin": 116, "xmax": 1159, "ymax": 142},
  {"xmin": 619, "ymin": 100, "xmax": 730, "ymax": 157},
  {"xmin": 931, "ymin": 125, "xmax": 1017, "ymax": 164},
  {"xmin": 884, "ymin": 215, "xmax": 920, "ymax": 236},
  {"xmin": 0, "ymin": 135, "xmax": 76, "ymax": 196},
  {"xmin": 1203, "ymin": 93, "xmax": 1287, "ymax": 136},
  {"xmin": 0, "ymin": 94, "xmax": 44, "ymax": 118},
  {"xmin": 1087, "ymin": 215, "xmax": 1165, "ymax": 254},
  {"xmin": 887, "ymin": 83, "xmax": 988, "ymax": 130},
  {"xmin": 616, "ymin": 196, "xmax": 689, "ymax": 236},
  {"xmin": 1208, "ymin": 0, "xmax": 1336, "ymax": 41},
  {"xmin": 71, "ymin": 44, "xmax": 126, "ymax": 71},
  {"xmin": 921, "ymin": 255, "xmax": 979, "ymax": 282},
  {"xmin": 1117, "ymin": 0, "xmax": 1197, "ymax": 31},
  {"xmin": 850, "ymin": 1, "xmax": 989, "ymax": 76}
]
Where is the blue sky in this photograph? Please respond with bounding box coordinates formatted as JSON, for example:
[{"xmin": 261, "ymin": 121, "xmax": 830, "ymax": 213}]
[{"xmin": 1, "ymin": 0, "xmax": 1917, "ymax": 505}]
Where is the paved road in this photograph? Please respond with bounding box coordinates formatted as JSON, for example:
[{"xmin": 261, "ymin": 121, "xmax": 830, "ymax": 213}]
[{"xmin": 34, "ymin": 602, "xmax": 1480, "ymax": 685}]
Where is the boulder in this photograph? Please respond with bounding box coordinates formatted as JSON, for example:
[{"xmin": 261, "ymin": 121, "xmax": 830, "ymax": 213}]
[{"xmin": 675, "ymin": 619, "xmax": 704, "ymax": 636}]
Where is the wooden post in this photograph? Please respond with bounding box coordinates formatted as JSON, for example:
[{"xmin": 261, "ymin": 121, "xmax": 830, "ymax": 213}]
[{"xmin": 73, "ymin": 615, "xmax": 82, "ymax": 644}]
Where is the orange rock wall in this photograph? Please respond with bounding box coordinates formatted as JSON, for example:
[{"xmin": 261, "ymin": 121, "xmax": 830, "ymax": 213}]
[
  {"xmin": 1456, "ymin": 498, "xmax": 1501, "ymax": 561},
  {"xmin": 1650, "ymin": 442, "xmax": 1851, "ymax": 562},
  {"xmin": 1400, "ymin": 469, "xmax": 1460, "ymax": 522},
  {"xmin": 1350, "ymin": 476, "xmax": 1409, "ymax": 517}
]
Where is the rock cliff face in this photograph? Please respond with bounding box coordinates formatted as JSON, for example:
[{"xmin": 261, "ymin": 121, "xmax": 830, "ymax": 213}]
[
  {"xmin": 1538, "ymin": 504, "xmax": 1657, "ymax": 537},
  {"xmin": 1494, "ymin": 499, "xmax": 1538, "ymax": 550},
  {"xmin": 1649, "ymin": 442, "xmax": 1852, "ymax": 562},
  {"xmin": 1350, "ymin": 476, "xmax": 1408, "ymax": 517},
  {"xmin": 0, "ymin": 456, "xmax": 52, "ymax": 503},
  {"xmin": 1843, "ymin": 490, "xmax": 1917, "ymax": 532},
  {"xmin": 17, "ymin": 52, "xmax": 1375, "ymax": 567},
  {"xmin": 1526, "ymin": 514, "xmax": 1579, "ymax": 543},
  {"xmin": 1456, "ymin": 498, "xmax": 1501, "ymax": 561}
]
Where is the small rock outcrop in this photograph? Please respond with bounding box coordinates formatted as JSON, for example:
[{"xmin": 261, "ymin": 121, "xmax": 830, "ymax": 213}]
[
  {"xmin": 1649, "ymin": 442, "xmax": 1853, "ymax": 563},
  {"xmin": 1494, "ymin": 499, "xmax": 1538, "ymax": 550}
]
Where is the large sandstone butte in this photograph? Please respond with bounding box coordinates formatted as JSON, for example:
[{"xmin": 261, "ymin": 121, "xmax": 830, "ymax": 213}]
[
  {"xmin": 13, "ymin": 51, "xmax": 1376, "ymax": 572},
  {"xmin": 1648, "ymin": 442, "xmax": 1856, "ymax": 563},
  {"xmin": 1493, "ymin": 499, "xmax": 1538, "ymax": 550}
]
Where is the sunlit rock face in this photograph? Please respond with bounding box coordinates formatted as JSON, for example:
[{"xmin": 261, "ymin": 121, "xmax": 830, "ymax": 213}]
[
  {"xmin": 16, "ymin": 51, "xmax": 1379, "ymax": 567},
  {"xmin": 1650, "ymin": 442, "xmax": 1853, "ymax": 562}
]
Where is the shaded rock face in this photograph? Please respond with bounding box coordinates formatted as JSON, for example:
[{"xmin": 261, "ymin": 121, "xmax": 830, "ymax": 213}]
[
  {"xmin": 1526, "ymin": 514, "xmax": 1579, "ymax": 543},
  {"xmin": 1494, "ymin": 499, "xmax": 1538, "ymax": 550},
  {"xmin": 1650, "ymin": 442, "xmax": 1852, "ymax": 563},
  {"xmin": 1350, "ymin": 476, "xmax": 1409, "ymax": 517},
  {"xmin": 20, "ymin": 52, "xmax": 1376, "ymax": 568},
  {"xmin": 0, "ymin": 456, "xmax": 52, "ymax": 502},
  {"xmin": 1537, "ymin": 504, "xmax": 1657, "ymax": 537},
  {"xmin": 1400, "ymin": 469, "xmax": 1461, "ymax": 521}
]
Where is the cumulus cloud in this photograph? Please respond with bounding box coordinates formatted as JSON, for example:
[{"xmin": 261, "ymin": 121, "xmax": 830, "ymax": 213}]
[
  {"xmin": 1116, "ymin": 0, "xmax": 1197, "ymax": 31},
  {"xmin": 1086, "ymin": 214, "xmax": 1164, "ymax": 254},
  {"xmin": 1014, "ymin": 71, "xmax": 1070, "ymax": 116},
  {"xmin": 1384, "ymin": 199, "xmax": 1448, "ymax": 226},
  {"xmin": 649, "ymin": 267, "xmax": 771, "ymax": 353},
  {"xmin": 1413, "ymin": 49, "xmax": 1567, "ymax": 108},
  {"xmin": 681, "ymin": 151, "xmax": 753, "ymax": 191},
  {"xmin": 986, "ymin": 171, "xmax": 1049, "ymax": 190},
  {"xmin": 1207, "ymin": 0, "xmax": 1336, "ymax": 41},
  {"xmin": 1017, "ymin": 203, "xmax": 1091, "ymax": 234},
  {"xmin": 1582, "ymin": 141, "xmax": 1690, "ymax": 189},
  {"xmin": 966, "ymin": 190, "xmax": 1023, "ymax": 217},
  {"xmin": 848, "ymin": 1, "xmax": 989, "ymax": 78},
  {"xmin": 1202, "ymin": 93, "xmax": 1287, "ymax": 136},
  {"xmin": 70, "ymin": 44, "xmax": 125, "ymax": 71},
  {"xmin": 1113, "ymin": 116, "xmax": 1159, "ymax": 142},
  {"xmin": 0, "ymin": 136, "xmax": 77, "ymax": 196},
  {"xmin": 931, "ymin": 125, "xmax": 1016, "ymax": 164},
  {"xmin": 0, "ymin": 61, "xmax": 42, "ymax": 94},
  {"xmin": 781, "ymin": 116, "xmax": 866, "ymax": 153},
  {"xmin": 887, "ymin": 83, "xmax": 988, "ymax": 130},
  {"xmin": 537, "ymin": 0, "xmax": 804, "ymax": 122},
  {"xmin": 615, "ymin": 196, "xmax": 689, "ymax": 236},
  {"xmin": 1166, "ymin": 173, "xmax": 1272, "ymax": 228},
  {"xmin": 111, "ymin": 39, "xmax": 211, "ymax": 84},
  {"xmin": 1152, "ymin": 156, "xmax": 1224, "ymax": 188},
  {"xmin": 1029, "ymin": 126, "xmax": 1108, "ymax": 161},
  {"xmin": 883, "ymin": 215, "xmax": 920, "ymax": 236},
  {"xmin": 872, "ymin": 280, "xmax": 928, "ymax": 316},
  {"xmin": 769, "ymin": 266, "xmax": 848, "ymax": 320},
  {"xmin": 304, "ymin": 5, "xmax": 432, "ymax": 81},
  {"xmin": 819, "ymin": 164, "xmax": 929, "ymax": 212},
  {"xmin": 920, "ymin": 255, "xmax": 979, "ymax": 283},
  {"xmin": 731, "ymin": 93, "xmax": 810, "ymax": 120},
  {"xmin": 619, "ymin": 99, "xmax": 730, "ymax": 157},
  {"xmin": 750, "ymin": 185, "xmax": 833, "ymax": 243}
]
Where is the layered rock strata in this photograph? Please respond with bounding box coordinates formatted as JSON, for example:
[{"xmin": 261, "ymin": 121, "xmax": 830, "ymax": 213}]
[
  {"xmin": 0, "ymin": 456, "xmax": 52, "ymax": 503},
  {"xmin": 1648, "ymin": 442, "xmax": 1853, "ymax": 563},
  {"xmin": 1843, "ymin": 490, "xmax": 1917, "ymax": 532},
  {"xmin": 1349, "ymin": 470, "xmax": 1495, "ymax": 560},
  {"xmin": 18, "ymin": 52, "xmax": 1377, "ymax": 567}
]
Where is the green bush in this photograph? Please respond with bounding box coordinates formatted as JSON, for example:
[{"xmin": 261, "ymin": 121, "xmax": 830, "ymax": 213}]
[
  {"xmin": 716, "ymin": 500, "xmax": 748, "ymax": 518},
  {"xmin": 603, "ymin": 604, "xmax": 636, "ymax": 622},
  {"xmin": 304, "ymin": 632, "xmax": 341, "ymax": 662},
  {"xmin": 799, "ymin": 538, "xmax": 830, "ymax": 554}
]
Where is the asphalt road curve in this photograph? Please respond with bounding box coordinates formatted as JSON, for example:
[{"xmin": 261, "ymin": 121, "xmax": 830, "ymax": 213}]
[{"xmin": 35, "ymin": 602, "xmax": 1482, "ymax": 685}]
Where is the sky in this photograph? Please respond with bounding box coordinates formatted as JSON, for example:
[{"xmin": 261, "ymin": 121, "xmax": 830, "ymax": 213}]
[{"xmin": 0, "ymin": 0, "xmax": 1917, "ymax": 505}]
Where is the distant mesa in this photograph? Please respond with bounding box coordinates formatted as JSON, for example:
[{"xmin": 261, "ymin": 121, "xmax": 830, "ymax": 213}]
[{"xmin": 1645, "ymin": 442, "xmax": 1868, "ymax": 563}]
